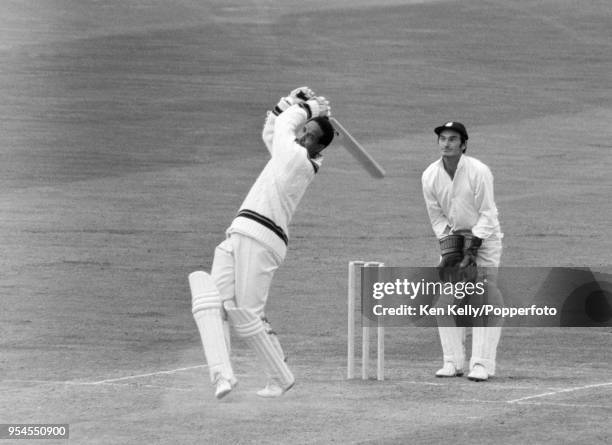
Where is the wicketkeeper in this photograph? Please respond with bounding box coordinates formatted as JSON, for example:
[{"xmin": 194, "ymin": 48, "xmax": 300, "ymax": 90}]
[
  {"xmin": 189, "ymin": 87, "xmax": 334, "ymax": 398},
  {"xmin": 422, "ymin": 121, "xmax": 504, "ymax": 382}
]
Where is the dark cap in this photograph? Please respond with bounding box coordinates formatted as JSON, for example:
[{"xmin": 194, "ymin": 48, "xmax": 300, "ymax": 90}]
[{"xmin": 434, "ymin": 121, "xmax": 468, "ymax": 141}]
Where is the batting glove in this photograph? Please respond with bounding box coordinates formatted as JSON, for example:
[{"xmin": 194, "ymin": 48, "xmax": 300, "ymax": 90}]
[
  {"xmin": 272, "ymin": 87, "xmax": 317, "ymax": 116},
  {"xmin": 273, "ymin": 96, "xmax": 294, "ymax": 116},
  {"xmin": 289, "ymin": 86, "xmax": 315, "ymax": 101},
  {"xmin": 300, "ymin": 96, "xmax": 331, "ymax": 119}
]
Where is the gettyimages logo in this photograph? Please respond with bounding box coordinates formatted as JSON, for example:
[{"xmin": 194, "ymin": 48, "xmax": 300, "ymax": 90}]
[
  {"xmin": 359, "ymin": 267, "xmax": 612, "ymax": 327},
  {"xmin": 371, "ymin": 279, "xmax": 486, "ymax": 301}
]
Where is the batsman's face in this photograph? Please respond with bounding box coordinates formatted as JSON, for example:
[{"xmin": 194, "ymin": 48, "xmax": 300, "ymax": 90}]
[
  {"xmin": 297, "ymin": 121, "xmax": 325, "ymax": 156},
  {"xmin": 438, "ymin": 130, "xmax": 465, "ymax": 157}
]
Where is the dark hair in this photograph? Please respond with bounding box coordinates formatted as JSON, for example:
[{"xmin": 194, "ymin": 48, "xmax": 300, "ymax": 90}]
[{"xmin": 311, "ymin": 116, "xmax": 335, "ymax": 148}]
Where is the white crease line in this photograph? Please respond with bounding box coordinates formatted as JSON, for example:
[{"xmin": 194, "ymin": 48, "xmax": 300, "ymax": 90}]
[
  {"xmin": 0, "ymin": 364, "xmax": 208, "ymax": 387},
  {"xmin": 512, "ymin": 401, "xmax": 611, "ymax": 409},
  {"xmin": 1, "ymin": 379, "xmax": 195, "ymax": 392},
  {"xmin": 88, "ymin": 364, "xmax": 207, "ymax": 384},
  {"xmin": 92, "ymin": 382, "xmax": 195, "ymax": 392},
  {"xmin": 456, "ymin": 398, "xmax": 611, "ymax": 409},
  {"xmin": 507, "ymin": 381, "xmax": 612, "ymax": 404}
]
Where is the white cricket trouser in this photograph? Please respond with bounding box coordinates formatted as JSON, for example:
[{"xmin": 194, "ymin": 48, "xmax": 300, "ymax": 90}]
[
  {"xmin": 211, "ymin": 233, "xmax": 282, "ymax": 318},
  {"xmin": 211, "ymin": 233, "xmax": 293, "ymax": 385},
  {"xmin": 437, "ymin": 235, "xmax": 503, "ymax": 375}
]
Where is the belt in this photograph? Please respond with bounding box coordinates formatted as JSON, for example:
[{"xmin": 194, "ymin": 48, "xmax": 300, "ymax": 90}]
[{"xmin": 236, "ymin": 209, "xmax": 288, "ymax": 246}]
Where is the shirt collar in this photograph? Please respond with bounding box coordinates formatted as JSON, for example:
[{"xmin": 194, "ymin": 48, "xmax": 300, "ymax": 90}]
[
  {"xmin": 437, "ymin": 154, "xmax": 465, "ymax": 169},
  {"xmin": 456, "ymin": 154, "xmax": 466, "ymax": 170}
]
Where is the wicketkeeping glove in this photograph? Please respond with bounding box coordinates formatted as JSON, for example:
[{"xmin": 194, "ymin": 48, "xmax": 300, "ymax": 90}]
[
  {"xmin": 458, "ymin": 233, "xmax": 482, "ymax": 282},
  {"xmin": 437, "ymin": 234, "xmax": 464, "ymax": 283}
]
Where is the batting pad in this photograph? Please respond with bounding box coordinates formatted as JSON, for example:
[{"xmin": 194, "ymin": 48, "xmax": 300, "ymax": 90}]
[
  {"xmin": 470, "ymin": 326, "xmax": 502, "ymax": 375},
  {"xmin": 189, "ymin": 271, "xmax": 235, "ymax": 384},
  {"xmin": 225, "ymin": 306, "xmax": 294, "ymax": 390}
]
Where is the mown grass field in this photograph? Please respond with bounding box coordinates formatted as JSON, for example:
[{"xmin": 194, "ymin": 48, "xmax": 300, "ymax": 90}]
[{"xmin": 1, "ymin": 1, "xmax": 611, "ymax": 443}]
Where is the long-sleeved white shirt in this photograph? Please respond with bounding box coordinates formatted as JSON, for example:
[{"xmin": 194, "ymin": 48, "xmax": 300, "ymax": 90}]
[
  {"xmin": 421, "ymin": 155, "xmax": 501, "ymax": 240},
  {"xmin": 228, "ymin": 104, "xmax": 322, "ymax": 260}
]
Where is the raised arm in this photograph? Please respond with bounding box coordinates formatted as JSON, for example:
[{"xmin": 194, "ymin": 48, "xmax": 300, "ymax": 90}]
[{"xmin": 272, "ymin": 94, "xmax": 330, "ymax": 155}]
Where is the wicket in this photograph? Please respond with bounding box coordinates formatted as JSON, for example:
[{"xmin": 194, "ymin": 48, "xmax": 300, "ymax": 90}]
[{"xmin": 347, "ymin": 260, "xmax": 385, "ymax": 380}]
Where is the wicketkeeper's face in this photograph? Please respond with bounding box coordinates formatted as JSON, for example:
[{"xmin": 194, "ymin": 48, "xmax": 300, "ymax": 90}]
[{"xmin": 438, "ymin": 129, "xmax": 466, "ymax": 156}]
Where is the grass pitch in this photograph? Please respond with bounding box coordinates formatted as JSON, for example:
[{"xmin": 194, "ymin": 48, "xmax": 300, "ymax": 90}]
[{"xmin": 1, "ymin": 1, "xmax": 611, "ymax": 443}]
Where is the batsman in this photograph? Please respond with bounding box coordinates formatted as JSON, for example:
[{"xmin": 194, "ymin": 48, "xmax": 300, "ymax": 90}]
[
  {"xmin": 189, "ymin": 87, "xmax": 334, "ymax": 399},
  {"xmin": 422, "ymin": 121, "xmax": 504, "ymax": 382}
]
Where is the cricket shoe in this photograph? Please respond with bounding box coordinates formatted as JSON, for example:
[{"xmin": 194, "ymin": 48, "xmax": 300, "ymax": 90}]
[
  {"xmin": 435, "ymin": 362, "xmax": 464, "ymax": 378},
  {"xmin": 256, "ymin": 379, "xmax": 295, "ymax": 398},
  {"xmin": 467, "ymin": 364, "xmax": 489, "ymax": 382},
  {"xmin": 215, "ymin": 377, "xmax": 237, "ymax": 400}
]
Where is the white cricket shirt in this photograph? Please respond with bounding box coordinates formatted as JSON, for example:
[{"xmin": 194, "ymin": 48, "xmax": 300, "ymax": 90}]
[
  {"xmin": 228, "ymin": 105, "xmax": 322, "ymax": 260},
  {"xmin": 421, "ymin": 154, "xmax": 502, "ymax": 240}
]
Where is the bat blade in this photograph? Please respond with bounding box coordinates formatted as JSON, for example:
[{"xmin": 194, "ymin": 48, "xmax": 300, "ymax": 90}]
[{"xmin": 330, "ymin": 117, "xmax": 386, "ymax": 178}]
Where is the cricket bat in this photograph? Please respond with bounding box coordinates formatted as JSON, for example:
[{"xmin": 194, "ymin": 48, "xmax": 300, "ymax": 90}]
[{"xmin": 330, "ymin": 117, "xmax": 386, "ymax": 178}]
